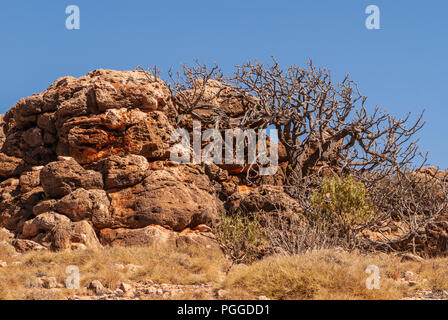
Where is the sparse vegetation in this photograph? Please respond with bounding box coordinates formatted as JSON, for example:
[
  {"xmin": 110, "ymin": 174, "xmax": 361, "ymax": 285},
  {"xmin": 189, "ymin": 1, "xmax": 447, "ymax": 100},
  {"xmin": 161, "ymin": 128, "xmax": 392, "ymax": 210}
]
[
  {"xmin": 310, "ymin": 176, "xmax": 374, "ymax": 232},
  {"xmin": 1, "ymin": 244, "xmax": 448, "ymax": 300},
  {"xmin": 216, "ymin": 211, "xmax": 266, "ymax": 264}
]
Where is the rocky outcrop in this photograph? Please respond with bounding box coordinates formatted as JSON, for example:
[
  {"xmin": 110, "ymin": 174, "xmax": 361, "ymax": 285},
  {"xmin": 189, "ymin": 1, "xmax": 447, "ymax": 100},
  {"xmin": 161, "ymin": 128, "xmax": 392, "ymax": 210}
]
[{"xmin": 0, "ymin": 69, "xmax": 264, "ymax": 251}]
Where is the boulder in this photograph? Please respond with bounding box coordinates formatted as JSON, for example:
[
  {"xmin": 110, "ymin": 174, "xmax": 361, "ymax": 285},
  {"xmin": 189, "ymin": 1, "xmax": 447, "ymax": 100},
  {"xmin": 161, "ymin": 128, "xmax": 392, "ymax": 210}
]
[
  {"xmin": 104, "ymin": 164, "xmax": 223, "ymax": 231},
  {"xmin": 99, "ymin": 225, "xmax": 177, "ymax": 247},
  {"xmin": 11, "ymin": 239, "xmax": 48, "ymax": 253},
  {"xmin": 19, "ymin": 170, "xmax": 41, "ymax": 193},
  {"xmin": 93, "ymin": 154, "xmax": 149, "ymax": 190},
  {"xmin": 54, "ymin": 188, "xmax": 110, "ymax": 223},
  {"xmin": 0, "ymin": 153, "xmax": 27, "ymax": 179},
  {"xmin": 40, "ymin": 159, "xmax": 103, "ymax": 198},
  {"xmin": 51, "ymin": 220, "xmax": 102, "ymax": 250},
  {"xmin": 22, "ymin": 212, "xmax": 71, "ymax": 238},
  {"xmin": 0, "ymin": 178, "xmax": 44, "ymax": 231}
]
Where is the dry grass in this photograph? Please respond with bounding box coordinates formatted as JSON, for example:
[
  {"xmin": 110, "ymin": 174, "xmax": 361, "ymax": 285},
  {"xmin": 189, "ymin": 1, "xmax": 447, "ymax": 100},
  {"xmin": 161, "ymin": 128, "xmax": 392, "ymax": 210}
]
[
  {"xmin": 1, "ymin": 244, "xmax": 448, "ymax": 300},
  {"xmin": 220, "ymin": 250, "xmax": 448, "ymax": 300},
  {"xmin": 0, "ymin": 245, "xmax": 227, "ymax": 300}
]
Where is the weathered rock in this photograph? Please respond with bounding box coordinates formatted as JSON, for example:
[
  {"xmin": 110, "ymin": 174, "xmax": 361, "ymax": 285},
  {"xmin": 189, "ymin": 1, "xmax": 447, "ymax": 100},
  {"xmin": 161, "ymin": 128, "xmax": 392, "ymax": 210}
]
[
  {"xmin": 42, "ymin": 277, "xmax": 58, "ymax": 289},
  {"xmin": 119, "ymin": 282, "xmax": 133, "ymax": 295},
  {"xmin": 93, "ymin": 155, "xmax": 149, "ymax": 189},
  {"xmin": 88, "ymin": 280, "xmax": 108, "ymax": 295},
  {"xmin": 229, "ymin": 185, "xmax": 303, "ymax": 217},
  {"xmin": 51, "ymin": 220, "xmax": 102, "ymax": 250},
  {"xmin": 22, "ymin": 212, "xmax": 71, "ymax": 238},
  {"xmin": 99, "ymin": 224, "xmax": 220, "ymax": 250},
  {"xmin": 0, "ymin": 227, "xmax": 14, "ymax": 240},
  {"xmin": 177, "ymin": 231, "xmax": 221, "ymax": 251},
  {"xmin": 11, "ymin": 239, "xmax": 48, "ymax": 253},
  {"xmin": 0, "ymin": 68, "xmax": 311, "ymax": 254},
  {"xmin": 99, "ymin": 225, "xmax": 177, "ymax": 247},
  {"xmin": 0, "ymin": 178, "xmax": 44, "ymax": 231},
  {"xmin": 85, "ymin": 69, "xmax": 172, "ymax": 112},
  {"xmin": 54, "ymin": 188, "xmax": 110, "ymax": 223},
  {"xmin": 19, "ymin": 170, "xmax": 41, "ymax": 193},
  {"xmin": 23, "ymin": 127, "xmax": 44, "ymax": 148},
  {"xmin": 33, "ymin": 199, "xmax": 57, "ymax": 216},
  {"xmin": 40, "ymin": 159, "xmax": 103, "ymax": 198},
  {"xmin": 105, "ymin": 164, "xmax": 223, "ymax": 231},
  {"xmin": 0, "ymin": 153, "xmax": 26, "ymax": 179}
]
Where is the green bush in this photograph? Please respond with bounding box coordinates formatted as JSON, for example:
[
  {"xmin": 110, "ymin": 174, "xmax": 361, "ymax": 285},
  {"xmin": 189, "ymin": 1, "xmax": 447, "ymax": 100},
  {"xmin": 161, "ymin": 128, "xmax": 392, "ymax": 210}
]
[
  {"xmin": 216, "ymin": 211, "xmax": 266, "ymax": 264},
  {"xmin": 310, "ymin": 176, "xmax": 373, "ymax": 231}
]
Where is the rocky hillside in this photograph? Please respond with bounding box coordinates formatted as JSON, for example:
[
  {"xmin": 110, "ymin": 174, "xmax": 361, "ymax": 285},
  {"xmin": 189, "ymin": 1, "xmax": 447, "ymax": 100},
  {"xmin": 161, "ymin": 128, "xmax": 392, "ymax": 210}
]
[{"xmin": 0, "ymin": 69, "xmax": 292, "ymax": 252}]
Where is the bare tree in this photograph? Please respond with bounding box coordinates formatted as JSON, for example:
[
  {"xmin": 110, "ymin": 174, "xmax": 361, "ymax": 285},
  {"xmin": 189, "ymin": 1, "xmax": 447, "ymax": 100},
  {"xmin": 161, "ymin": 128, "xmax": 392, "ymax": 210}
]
[{"xmin": 231, "ymin": 58, "xmax": 426, "ymax": 182}]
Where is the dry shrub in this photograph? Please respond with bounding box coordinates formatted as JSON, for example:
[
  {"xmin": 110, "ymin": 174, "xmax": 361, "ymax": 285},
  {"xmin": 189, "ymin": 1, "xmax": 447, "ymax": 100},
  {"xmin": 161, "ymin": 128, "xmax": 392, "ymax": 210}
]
[
  {"xmin": 310, "ymin": 176, "xmax": 373, "ymax": 232},
  {"xmin": 221, "ymin": 250, "xmax": 418, "ymax": 300},
  {"xmin": 215, "ymin": 210, "xmax": 266, "ymax": 264}
]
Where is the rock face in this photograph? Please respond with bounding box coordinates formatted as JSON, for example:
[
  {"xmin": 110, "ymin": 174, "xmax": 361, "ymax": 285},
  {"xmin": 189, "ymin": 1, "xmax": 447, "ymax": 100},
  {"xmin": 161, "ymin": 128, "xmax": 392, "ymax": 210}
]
[
  {"xmin": 40, "ymin": 159, "xmax": 104, "ymax": 198},
  {"xmin": 1, "ymin": 69, "xmax": 277, "ymax": 251}
]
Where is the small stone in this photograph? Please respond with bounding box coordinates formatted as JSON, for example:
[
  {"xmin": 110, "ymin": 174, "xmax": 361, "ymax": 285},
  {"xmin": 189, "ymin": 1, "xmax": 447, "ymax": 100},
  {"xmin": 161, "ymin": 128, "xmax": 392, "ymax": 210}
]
[
  {"xmin": 42, "ymin": 277, "xmax": 58, "ymax": 289},
  {"xmin": 12, "ymin": 261, "xmax": 23, "ymax": 266},
  {"xmin": 156, "ymin": 288, "xmax": 164, "ymax": 295},
  {"xmin": 88, "ymin": 280, "xmax": 107, "ymax": 295},
  {"xmin": 258, "ymin": 296, "xmax": 270, "ymax": 300},
  {"xmin": 144, "ymin": 287, "xmax": 157, "ymax": 295},
  {"xmin": 0, "ymin": 261, "xmax": 7, "ymax": 267},
  {"xmin": 119, "ymin": 282, "xmax": 133, "ymax": 293}
]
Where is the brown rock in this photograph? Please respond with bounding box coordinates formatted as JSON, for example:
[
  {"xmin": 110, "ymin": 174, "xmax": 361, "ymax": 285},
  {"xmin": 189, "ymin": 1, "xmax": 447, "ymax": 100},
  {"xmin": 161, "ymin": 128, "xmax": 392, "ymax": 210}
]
[
  {"xmin": 33, "ymin": 199, "xmax": 57, "ymax": 216},
  {"xmin": 19, "ymin": 170, "xmax": 41, "ymax": 193},
  {"xmin": 42, "ymin": 277, "xmax": 59, "ymax": 289},
  {"xmin": 119, "ymin": 282, "xmax": 133, "ymax": 294},
  {"xmin": 229, "ymin": 185, "xmax": 303, "ymax": 216},
  {"xmin": 88, "ymin": 280, "xmax": 108, "ymax": 295},
  {"xmin": 93, "ymin": 154, "xmax": 149, "ymax": 190},
  {"xmin": 105, "ymin": 165, "xmax": 223, "ymax": 231},
  {"xmin": 177, "ymin": 231, "xmax": 221, "ymax": 251},
  {"xmin": 58, "ymin": 108, "xmax": 174, "ymax": 165},
  {"xmin": 0, "ymin": 180, "xmax": 43, "ymax": 231},
  {"xmin": 99, "ymin": 225, "xmax": 177, "ymax": 247},
  {"xmin": 54, "ymin": 188, "xmax": 110, "ymax": 223},
  {"xmin": 23, "ymin": 127, "xmax": 44, "ymax": 148},
  {"xmin": 22, "ymin": 212, "xmax": 71, "ymax": 238},
  {"xmin": 51, "ymin": 220, "xmax": 102, "ymax": 250},
  {"xmin": 11, "ymin": 239, "xmax": 48, "ymax": 253},
  {"xmin": 40, "ymin": 159, "xmax": 103, "ymax": 198},
  {"xmin": 0, "ymin": 153, "xmax": 26, "ymax": 179}
]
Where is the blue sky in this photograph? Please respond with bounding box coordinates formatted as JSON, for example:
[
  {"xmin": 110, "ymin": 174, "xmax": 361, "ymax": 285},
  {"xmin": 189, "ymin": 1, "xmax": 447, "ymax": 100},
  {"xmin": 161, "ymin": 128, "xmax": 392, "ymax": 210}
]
[{"xmin": 0, "ymin": 1, "xmax": 447, "ymax": 168}]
